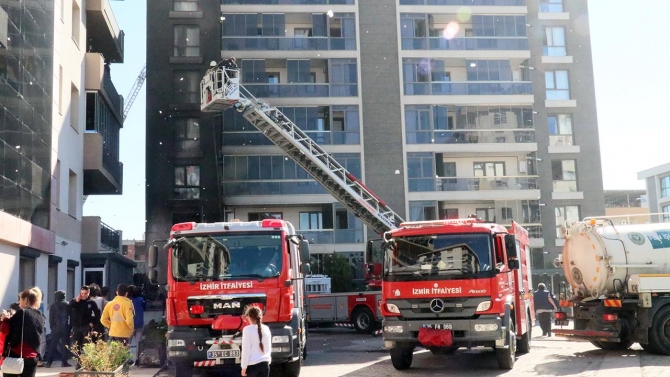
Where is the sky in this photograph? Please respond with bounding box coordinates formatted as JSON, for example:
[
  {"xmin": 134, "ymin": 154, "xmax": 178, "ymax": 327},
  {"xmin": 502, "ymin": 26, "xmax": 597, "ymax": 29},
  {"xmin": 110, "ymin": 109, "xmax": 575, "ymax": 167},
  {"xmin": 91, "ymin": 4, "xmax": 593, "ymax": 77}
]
[{"xmin": 83, "ymin": 0, "xmax": 668, "ymax": 240}]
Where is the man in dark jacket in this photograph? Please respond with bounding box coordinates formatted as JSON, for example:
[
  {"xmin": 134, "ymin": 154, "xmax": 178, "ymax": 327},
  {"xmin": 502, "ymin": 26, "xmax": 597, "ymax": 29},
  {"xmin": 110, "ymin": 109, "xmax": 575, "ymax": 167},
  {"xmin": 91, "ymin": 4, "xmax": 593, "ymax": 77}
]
[
  {"xmin": 46, "ymin": 291, "xmax": 71, "ymax": 367},
  {"xmin": 68, "ymin": 286, "xmax": 101, "ymax": 368},
  {"xmin": 533, "ymin": 283, "xmax": 558, "ymax": 336}
]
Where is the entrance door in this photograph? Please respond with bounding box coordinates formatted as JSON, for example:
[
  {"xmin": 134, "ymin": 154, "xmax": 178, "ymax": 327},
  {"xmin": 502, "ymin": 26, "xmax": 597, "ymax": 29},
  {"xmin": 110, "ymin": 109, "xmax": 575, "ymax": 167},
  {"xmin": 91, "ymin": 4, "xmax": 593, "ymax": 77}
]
[{"xmin": 83, "ymin": 267, "xmax": 105, "ymax": 288}]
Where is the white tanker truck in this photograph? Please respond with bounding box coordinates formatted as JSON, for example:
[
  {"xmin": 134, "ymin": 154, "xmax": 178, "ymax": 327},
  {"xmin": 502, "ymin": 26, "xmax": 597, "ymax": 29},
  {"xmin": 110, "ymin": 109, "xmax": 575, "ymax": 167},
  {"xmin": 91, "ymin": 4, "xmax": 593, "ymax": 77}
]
[{"xmin": 553, "ymin": 216, "xmax": 670, "ymax": 354}]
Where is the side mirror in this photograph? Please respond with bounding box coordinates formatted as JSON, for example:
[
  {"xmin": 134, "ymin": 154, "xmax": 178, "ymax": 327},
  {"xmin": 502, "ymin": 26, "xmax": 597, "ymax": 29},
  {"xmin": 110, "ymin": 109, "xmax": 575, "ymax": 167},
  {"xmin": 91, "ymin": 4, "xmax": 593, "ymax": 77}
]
[
  {"xmin": 299, "ymin": 239, "xmax": 310, "ymax": 262},
  {"xmin": 504, "ymin": 234, "xmax": 517, "ymax": 258},
  {"xmin": 508, "ymin": 259, "xmax": 520, "ymax": 270},
  {"xmin": 300, "ymin": 263, "xmax": 311, "ymax": 275},
  {"xmin": 148, "ymin": 269, "xmax": 158, "ymax": 283},
  {"xmin": 148, "ymin": 245, "xmax": 158, "ymax": 268}
]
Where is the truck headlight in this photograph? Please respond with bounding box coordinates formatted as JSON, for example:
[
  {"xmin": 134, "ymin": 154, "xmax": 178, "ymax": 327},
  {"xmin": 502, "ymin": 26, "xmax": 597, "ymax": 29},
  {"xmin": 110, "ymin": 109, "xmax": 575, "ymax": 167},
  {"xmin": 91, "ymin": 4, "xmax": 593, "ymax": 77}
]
[
  {"xmin": 475, "ymin": 301, "xmax": 491, "ymax": 312},
  {"xmin": 383, "ymin": 325, "xmax": 404, "ymax": 333},
  {"xmin": 385, "ymin": 303, "xmax": 400, "ymax": 314},
  {"xmin": 474, "ymin": 324, "xmax": 499, "ymax": 332},
  {"xmin": 272, "ymin": 335, "xmax": 289, "ymax": 343},
  {"xmin": 167, "ymin": 339, "xmax": 185, "ymax": 347}
]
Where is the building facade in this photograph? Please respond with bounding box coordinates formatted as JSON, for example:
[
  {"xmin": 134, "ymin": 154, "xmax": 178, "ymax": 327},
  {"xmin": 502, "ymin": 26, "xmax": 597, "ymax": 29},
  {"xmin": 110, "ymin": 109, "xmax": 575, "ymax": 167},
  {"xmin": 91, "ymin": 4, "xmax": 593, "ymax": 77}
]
[
  {"xmin": 145, "ymin": 0, "xmax": 605, "ymax": 285},
  {"xmin": 0, "ymin": 0, "xmax": 127, "ymax": 311},
  {"xmin": 638, "ymin": 162, "xmax": 670, "ymax": 222}
]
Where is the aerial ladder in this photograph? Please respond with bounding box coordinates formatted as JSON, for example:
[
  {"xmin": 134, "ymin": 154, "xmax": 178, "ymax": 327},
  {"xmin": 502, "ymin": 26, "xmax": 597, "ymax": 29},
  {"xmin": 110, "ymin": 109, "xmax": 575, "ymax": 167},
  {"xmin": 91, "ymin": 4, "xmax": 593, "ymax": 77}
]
[{"xmin": 200, "ymin": 63, "xmax": 403, "ymax": 234}]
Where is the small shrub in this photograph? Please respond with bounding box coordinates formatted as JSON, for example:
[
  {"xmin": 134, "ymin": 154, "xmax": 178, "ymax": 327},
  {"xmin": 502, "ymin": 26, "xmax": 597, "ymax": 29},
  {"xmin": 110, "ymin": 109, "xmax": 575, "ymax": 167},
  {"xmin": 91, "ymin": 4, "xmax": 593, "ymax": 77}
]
[{"xmin": 69, "ymin": 335, "xmax": 132, "ymax": 372}]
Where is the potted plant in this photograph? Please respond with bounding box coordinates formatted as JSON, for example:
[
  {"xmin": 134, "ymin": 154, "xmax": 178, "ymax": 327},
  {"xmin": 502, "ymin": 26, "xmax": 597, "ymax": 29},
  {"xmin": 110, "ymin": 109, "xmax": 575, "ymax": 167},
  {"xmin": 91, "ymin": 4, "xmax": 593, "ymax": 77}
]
[{"xmin": 69, "ymin": 337, "xmax": 133, "ymax": 377}]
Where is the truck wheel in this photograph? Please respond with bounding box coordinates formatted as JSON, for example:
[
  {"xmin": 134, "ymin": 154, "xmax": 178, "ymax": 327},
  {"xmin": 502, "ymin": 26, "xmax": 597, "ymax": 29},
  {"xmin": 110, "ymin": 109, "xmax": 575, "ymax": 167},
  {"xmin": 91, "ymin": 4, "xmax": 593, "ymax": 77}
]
[
  {"xmin": 390, "ymin": 343, "xmax": 414, "ymax": 370},
  {"xmin": 648, "ymin": 305, "xmax": 670, "ymax": 355},
  {"xmin": 282, "ymin": 359, "xmax": 301, "ymax": 377},
  {"xmin": 590, "ymin": 340, "xmax": 633, "ymax": 350},
  {"xmin": 517, "ymin": 315, "xmax": 531, "ymax": 354},
  {"xmin": 352, "ymin": 307, "xmax": 374, "ymax": 334},
  {"xmin": 495, "ymin": 319, "xmax": 516, "ymax": 370}
]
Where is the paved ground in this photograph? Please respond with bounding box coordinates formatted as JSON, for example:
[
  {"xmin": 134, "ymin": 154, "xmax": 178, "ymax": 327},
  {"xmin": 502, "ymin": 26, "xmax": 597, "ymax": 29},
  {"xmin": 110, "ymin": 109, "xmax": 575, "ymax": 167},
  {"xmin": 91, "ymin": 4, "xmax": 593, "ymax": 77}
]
[{"xmin": 14, "ymin": 324, "xmax": 669, "ymax": 377}]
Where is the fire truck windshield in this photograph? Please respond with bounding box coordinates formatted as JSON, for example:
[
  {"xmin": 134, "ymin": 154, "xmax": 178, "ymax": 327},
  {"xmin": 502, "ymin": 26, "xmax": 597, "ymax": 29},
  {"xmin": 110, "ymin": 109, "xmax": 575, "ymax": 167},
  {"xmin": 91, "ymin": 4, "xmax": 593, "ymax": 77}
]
[
  {"xmin": 384, "ymin": 233, "xmax": 493, "ymax": 279},
  {"xmin": 171, "ymin": 232, "xmax": 282, "ymax": 282}
]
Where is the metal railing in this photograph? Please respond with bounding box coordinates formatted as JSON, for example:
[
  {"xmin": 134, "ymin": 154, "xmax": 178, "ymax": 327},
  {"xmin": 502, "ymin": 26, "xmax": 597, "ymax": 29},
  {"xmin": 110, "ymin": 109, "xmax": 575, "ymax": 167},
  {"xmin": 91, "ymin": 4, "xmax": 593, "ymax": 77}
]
[
  {"xmin": 406, "ymin": 129, "xmax": 535, "ymax": 144},
  {"xmin": 404, "ymin": 81, "xmax": 532, "ymax": 95},
  {"xmin": 222, "ymin": 37, "xmax": 356, "ymax": 51},
  {"xmin": 242, "ymin": 83, "xmax": 358, "ymax": 98},
  {"xmin": 100, "ymin": 221, "xmax": 121, "ymax": 252},
  {"xmin": 402, "ymin": 37, "xmax": 528, "ymax": 51}
]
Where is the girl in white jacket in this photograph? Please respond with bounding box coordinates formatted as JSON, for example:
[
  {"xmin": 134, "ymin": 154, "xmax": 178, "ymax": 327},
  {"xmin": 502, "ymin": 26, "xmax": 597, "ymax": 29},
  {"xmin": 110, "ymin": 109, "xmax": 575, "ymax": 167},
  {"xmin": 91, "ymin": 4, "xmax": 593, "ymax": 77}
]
[{"xmin": 241, "ymin": 306, "xmax": 271, "ymax": 377}]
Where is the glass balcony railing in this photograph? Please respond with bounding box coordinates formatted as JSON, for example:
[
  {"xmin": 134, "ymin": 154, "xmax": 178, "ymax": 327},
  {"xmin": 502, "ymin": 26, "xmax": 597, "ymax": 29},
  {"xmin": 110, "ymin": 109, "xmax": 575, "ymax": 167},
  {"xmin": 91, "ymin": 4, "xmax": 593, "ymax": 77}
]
[
  {"xmin": 299, "ymin": 229, "xmax": 364, "ymax": 244},
  {"xmin": 543, "ymin": 46, "xmax": 567, "ymax": 56},
  {"xmin": 242, "ymin": 83, "xmax": 358, "ymax": 98},
  {"xmin": 409, "ymin": 176, "xmax": 538, "ymax": 192},
  {"xmin": 224, "ymin": 130, "xmax": 360, "ymax": 146},
  {"xmin": 404, "ymin": 81, "xmax": 532, "ymax": 95},
  {"xmin": 400, "ymin": 0, "xmax": 525, "ymax": 5},
  {"xmin": 222, "ymin": 37, "xmax": 356, "ymax": 51},
  {"xmin": 402, "ymin": 37, "xmax": 528, "ymax": 51},
  {"xmin": 406, "ymin": 129, "xmax": 535, "ymax": 144},
  {"xmin": 549, "ymin": 135, "xmax": 573, "ymax": 146},
  {"xmin": 222, "ymin": 0, "xmax": 354, "ymax": 4},
  {"xmin": 539, "ymin": 2, "xmax": 563, "ymax": 12},
  {"xmin": 553, "ymin": 180, "xmax": 577, "ymax": 192},
  {"xmin": 223, "ymin": 180, "xmax": 328, "ymax": 196},
  {"xmin": 546, "ymin": 89, "xmax": 570, "ymax": 100}
]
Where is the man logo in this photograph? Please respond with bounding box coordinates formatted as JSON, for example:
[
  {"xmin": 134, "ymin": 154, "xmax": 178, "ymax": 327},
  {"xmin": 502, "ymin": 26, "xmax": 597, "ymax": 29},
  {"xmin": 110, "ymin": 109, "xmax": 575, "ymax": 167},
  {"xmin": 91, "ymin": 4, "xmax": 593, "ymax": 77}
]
[{"xmin": 213, "ymin": 302, "xmax": 241, "ymax": 309}]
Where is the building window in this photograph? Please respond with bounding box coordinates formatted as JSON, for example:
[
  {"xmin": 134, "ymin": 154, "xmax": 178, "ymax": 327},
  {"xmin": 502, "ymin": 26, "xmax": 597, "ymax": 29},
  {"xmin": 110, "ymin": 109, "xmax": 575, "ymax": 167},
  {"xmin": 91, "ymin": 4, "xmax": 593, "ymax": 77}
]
[
  {"xmin": 407, "ymin": 153, "xmax": 435, "ymax": 192},
  {"xmin": 409, "ymin": 201, "xmax": 436, "ymax": 221},
  {"xmin": 70, "ymin": 84, "xmax": 79, "ymax": 131},
  {"xmin": 530, "ymin": 248, "xmax": 545, "ymax": 270},
  {"xmin": 545, "ymin": 70, "xmax": 569, "ymax": 100},
  {"xmin": 300, "ymin": 212, "xmax": 322, "ymax": 230},
  {"xmin": 67, "ymin": 267, "xmax": 75, "ymax": 300},
  {"xmin": 552, "ymin": 160, "xmax": 577, "ymax": 192},
  {"xmin": 476, "ymin": 208, "xmax": 495, "ymax": 222},
  {"xmin": 174, "ymin": 0, "xmax": 199, "ymax": 11},
  {"xmin": 539, "ymin": 0, "xmax": 564, "ymax": 12},
  {"xmin": 173, "ymin": 71, "xmax": 201, "ymax": 103},
  {"xmin": 174, "ymin": 26, "xmax": 200, "ymax": 57},
  {"xmin": 544, "ymin": 27, "xmax": 566, "ymax": 56},
  {"xmin": 174, "ymin": 165, "xmax": 200, "ymax": 199},
  {"xmin": 48, "ymin": 263, "xmax": 58, "ymax": 305},
  {"xmin": 19, "ymin": 257, "xmax": 36, "ymax": 292},
  {"xmin": 71, "ymin": 1, "xmax": 80, "ymax": 46},
  {"xmin": 502, "ymin": 207, "xmax": 513, "ymax": 220},
  {"xmin": 175, "ymin": 118, "xmax": 200, "ymax": 152},
  {"xmin": 248, "ymin": 212, "xmax": 282, "ymax": 221},
  {"xmin": 548, "ymin": 114, "xmax": 573, "ymax": 146},
  {"xmin": 68, "ymin": 170, "xmax": 77, "ymax": 217},
  {"xmin": 474, "ymin": 162, "xmax": 505, "ymax": 177},
  {"xmin": 555, "ymin": 206, "xmax": 579, "ymax": 237},
  {"xmin": 439, "ymin": 208, "xmax": 459, "ymax": 220},
  {"xmin": 661, "ymin": 176, "xmax": 670, "ymax": 198},
  {"xmin": 663, "ymin": 205, "xmax": 670, "ymax": 222}
]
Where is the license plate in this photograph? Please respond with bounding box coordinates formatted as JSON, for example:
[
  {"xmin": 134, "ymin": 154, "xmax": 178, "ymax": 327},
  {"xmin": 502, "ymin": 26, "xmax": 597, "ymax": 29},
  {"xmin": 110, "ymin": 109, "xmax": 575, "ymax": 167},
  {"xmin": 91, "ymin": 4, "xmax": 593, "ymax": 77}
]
[
  {"xmin": 423, "ymin": 323, "xmax": 452, "ymax": 330},
  {"xmin": 207, "ymin": 350, "xmax": 240, "ymax": 359},
  {"xmin": 555, "ymin": 320, "xmax": 569, "ymax": 326}
]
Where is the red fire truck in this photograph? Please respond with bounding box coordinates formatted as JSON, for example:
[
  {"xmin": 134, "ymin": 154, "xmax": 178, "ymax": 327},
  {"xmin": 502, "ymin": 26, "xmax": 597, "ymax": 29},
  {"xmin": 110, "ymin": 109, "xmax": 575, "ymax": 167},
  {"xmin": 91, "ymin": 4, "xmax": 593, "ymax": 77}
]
[
  {"xmin": 305, "ymin": 290, "xmax": 382, "ymax": 333},
  {"xmin": 378, "ymin": 219, "xmax": 534, "ymax": 370},
  {"xmin": 147, "ymin": 219, "xmax": 311, "ymax": 377}
]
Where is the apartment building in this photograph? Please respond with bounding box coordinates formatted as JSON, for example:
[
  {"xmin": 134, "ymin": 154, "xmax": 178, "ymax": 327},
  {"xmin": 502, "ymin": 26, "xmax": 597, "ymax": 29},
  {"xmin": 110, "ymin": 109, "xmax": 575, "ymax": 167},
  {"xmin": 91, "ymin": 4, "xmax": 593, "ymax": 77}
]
[
  {"xmin": 145, "ymin": 0, "xmax": 605, "ymax": 285},
  {"xmin": 0, "ymin": 0, "xmax": 129, "ymax": 310},
  {"xmin": 638, "ymin": 162, "xmax": 670, "ymax": 222}
]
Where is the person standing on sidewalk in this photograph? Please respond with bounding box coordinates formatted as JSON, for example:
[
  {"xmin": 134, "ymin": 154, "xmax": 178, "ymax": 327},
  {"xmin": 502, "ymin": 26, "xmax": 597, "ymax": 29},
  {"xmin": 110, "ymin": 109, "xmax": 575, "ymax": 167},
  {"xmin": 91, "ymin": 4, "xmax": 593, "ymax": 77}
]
[
  {"xmin": 69, "ymin": 285, "xmax": 102, "ymax": 367},
  {"xmin": 240, "ymin": 306, "xmax": 271, "ymax": 377},
  {"xmin": 45, "ymin": 291, "xmax": 71, "ymax": 368},
  {"xmin": 100, "ymin": 284, "xmax": 134, "ymax": 344},
  {"xmin": 127, "ymin": 285, "xmax": 145, "ymax": 363},
  {"xmin": 533, "ymin": 283, "xmax": 558, "ymax": 337},
  {"xmin": 2, "ymin": 287, "xmax": 46, "ymax": 377}
]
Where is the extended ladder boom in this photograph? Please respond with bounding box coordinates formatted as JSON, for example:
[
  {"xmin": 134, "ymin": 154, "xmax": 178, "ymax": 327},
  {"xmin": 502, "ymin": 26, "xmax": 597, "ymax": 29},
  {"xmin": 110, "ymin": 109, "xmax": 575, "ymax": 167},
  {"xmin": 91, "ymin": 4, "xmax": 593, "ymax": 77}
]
[{"xmin": 201, "ymin": 65, "xmax": 403, "ymax": 234}]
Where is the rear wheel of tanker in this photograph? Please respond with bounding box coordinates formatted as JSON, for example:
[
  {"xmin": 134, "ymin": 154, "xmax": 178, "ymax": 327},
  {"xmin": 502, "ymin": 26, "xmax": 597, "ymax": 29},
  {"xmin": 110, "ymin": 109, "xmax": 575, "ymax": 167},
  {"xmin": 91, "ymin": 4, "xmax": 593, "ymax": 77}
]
[
  {"xmin": 648, "ymin": 305, "xmax": 670, "ymax": 355},
  {"xmin": 390, "ymin": 343, "xmax": 414, "ymax": 370},
  {"xmin": 496, "ymin": 319, "xmax": 516, "ymax": 370},
  {"xmin": 590, "ymin": 340, "xmax": 633, "ymax": 350},
  {"xmin": 352, "ymin": 307, "xmax": 374, "ymax": 334},
  {"xmin": 517, "ymin": 315, "xmax": 532, "ymax": 354},
  {"xmin": 282, "ymin": 359, "xmax": 301, "ymax": 377}
]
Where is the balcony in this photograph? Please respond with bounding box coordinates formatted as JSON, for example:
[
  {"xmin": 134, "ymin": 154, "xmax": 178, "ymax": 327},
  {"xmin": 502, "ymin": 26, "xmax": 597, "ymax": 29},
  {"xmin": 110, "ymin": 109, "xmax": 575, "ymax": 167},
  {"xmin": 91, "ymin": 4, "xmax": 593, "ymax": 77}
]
[
  {"xmin": 429, "ymin": 176, "xmax": 539, "ymax": 192},
  {"xmin": 403, "ymin": 37, "xmax": 528, "ymax": 51},
  {"xmin": 222, "ymin": 37, "xmax": 355, "ymax": 51},
  {"xmin": 221, "ymin": 0, "xmax": 355, "ymax": 4},
  {"xmin": 404, "ymin": 81, "xmax": 531, "ymax": 96},
  {"xmin": 86, "ymin": 0, "xmax": 124, "ymax": 63},
  {"xmin": 85, "ymin": 53, "xmax": 123, "ymax": 121},
  {"xmin": 300, "ymin": 229, "xmax": 364, "ymax": 245},
  {"xmin": 242, "ymin": 83, "xmax": 357, "ymax": 98},
  {"xmin": 400, "ymin": 0, "xmax": 525, "ymax": 5},
  {"xmin": 407, "ymin": 129, "xmax": 534, "ymax": 144},
  {"xmin": 82, "ymin": 216, "xmax": 122, "ymax": 253},
  {"xmin": 84, "ymin": 132, "xmax": 123, "ymax": 195}
]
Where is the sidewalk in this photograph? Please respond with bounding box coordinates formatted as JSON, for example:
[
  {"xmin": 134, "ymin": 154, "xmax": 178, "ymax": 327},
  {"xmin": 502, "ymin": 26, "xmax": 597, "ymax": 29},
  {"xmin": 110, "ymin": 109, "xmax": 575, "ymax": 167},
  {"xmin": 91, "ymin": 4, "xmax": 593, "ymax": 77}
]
[{"xmin": 1, "ymin": 365, "xmax": 161, "ymax": 377}]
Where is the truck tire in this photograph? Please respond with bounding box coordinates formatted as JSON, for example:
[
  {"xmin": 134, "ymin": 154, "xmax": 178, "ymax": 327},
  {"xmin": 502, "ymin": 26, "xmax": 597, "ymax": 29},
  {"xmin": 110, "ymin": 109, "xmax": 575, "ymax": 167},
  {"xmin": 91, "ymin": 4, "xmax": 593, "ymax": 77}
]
[
  {"xmin": 352, "ymin": 307, "xmax": 374, "ymax": 334},
  {"xmin": 516, "ymin": 314, "xmax": 532, "ymax": 354},
  {"xmin": 648, "ymin": 305, "xmax": 670, "ymax": 355},
  {"xmin": 495, "ymin": 319, "xmax": 516, "ymax": 370},
  {"xmin": 590, "ymin": 340, "xmax": 633, "ymax": 350},
  {"xmin": 390, "ymin": 343, "xmax": 414, "ymax": 370},
  {"xmin": 282, "ymin": 359, "xmax": 301, "ymax": 377}
]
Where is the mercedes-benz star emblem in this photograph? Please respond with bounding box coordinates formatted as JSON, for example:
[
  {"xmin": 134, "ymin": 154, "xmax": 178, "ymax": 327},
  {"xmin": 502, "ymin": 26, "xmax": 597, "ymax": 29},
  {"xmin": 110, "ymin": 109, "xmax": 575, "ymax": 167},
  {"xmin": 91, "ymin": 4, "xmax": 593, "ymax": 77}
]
[{"xmin": 429, "ymin": 298, "xmax": 444, "ymax": 313}]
